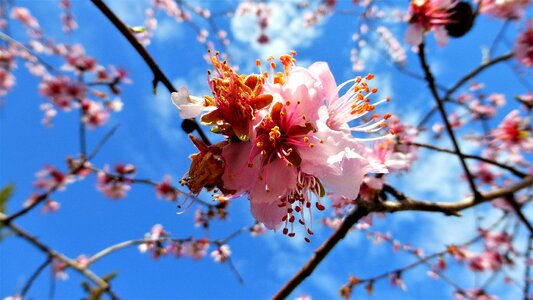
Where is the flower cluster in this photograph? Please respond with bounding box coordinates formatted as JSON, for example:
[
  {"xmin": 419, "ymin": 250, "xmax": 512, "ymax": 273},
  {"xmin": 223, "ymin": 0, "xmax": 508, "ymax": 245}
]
[{"xmin": 173, "ymin": 52, "xmax": 393, "ymax": 239}]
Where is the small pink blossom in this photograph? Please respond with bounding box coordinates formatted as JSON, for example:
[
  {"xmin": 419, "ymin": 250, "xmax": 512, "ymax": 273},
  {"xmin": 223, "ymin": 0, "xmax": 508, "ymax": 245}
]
[
  {"xmin": 479, "ymin": 0, "xmax": 531, "ymax": 20},
  {"xmin": 491, "ymin": 109, "xmax": 533, "ymax": 156},
  {"xmin": 52, "ymin": 260, "xmax": 68, "ymax": 281},
  {"xmin": 515, "ymin": 20, "xmax": 533, "ymax": 67},
  {"xmin": 81, "ymin": 100, "xmax": 110, "ymax": 129},
  {"xmin": 186, "ymin": 238, "xmax": 209, "ymax": 260},
  {"xmin": 75, "ymin": 255, "xmax": 90, "ymax": 268},
  {"xmin": 210, "ymin": 244, "xmax": 231, "ymax": 263},
  {"xmin": 96, "ymin": 165, "xmax": 134, "ymax": 199},
  {"xmin": 41, "ymin": 200, "xmax": 60, "ymax": 214},
  {"xmin": 34, "ymin": 165, "xmax": 74, "ymax": 191},
  {"xmin": 155, "ymin": 175, "xmax": 179, "ymax": 201}
]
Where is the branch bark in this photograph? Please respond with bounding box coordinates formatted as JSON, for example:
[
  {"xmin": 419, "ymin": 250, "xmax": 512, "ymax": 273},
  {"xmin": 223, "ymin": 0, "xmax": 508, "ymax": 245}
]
[
  {"xmin": 90, "ymin": 0, "xmax": 211, "ymax": 145},
  {"xmin": 417, "ymin": 43, "xmax": 481, "ymax": 200},
  {"xmin": 272, "ymin": 206, "xmax": 370, "ymax": 299}
]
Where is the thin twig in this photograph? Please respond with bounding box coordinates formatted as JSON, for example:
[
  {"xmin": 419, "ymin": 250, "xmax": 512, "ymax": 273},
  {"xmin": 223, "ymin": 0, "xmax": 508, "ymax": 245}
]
[
  {"xmin": 272, "ymin": 206, "xmax": 370, "ymax": 299},
  {"xmin": 417, "ymin": 43, "xmax": 481, "ymax": 200},
  {"xmin": 3, "ymin": 218, "xmax": 118, "ymax": 299},
  {"xmin": 525, "ymin": 234, "xmax": 532, "ymax": 300},
  {"xmin": 20, "ymin": 257, "xmax": 52, "ymax": 298},
  {"xmin": 87, "ymin": 124, "xmax": 120, "ymax": 160},
  {"xmin": 90, "ymin": 0, "xmax": 211, "ymax": 145},
  {"xmin": 444, "ymin": 52, "xmax": 513, "ymax": 99},
  {"xmin": 408, "ymin": 141, "xmax": 527, "ymax": 178}
]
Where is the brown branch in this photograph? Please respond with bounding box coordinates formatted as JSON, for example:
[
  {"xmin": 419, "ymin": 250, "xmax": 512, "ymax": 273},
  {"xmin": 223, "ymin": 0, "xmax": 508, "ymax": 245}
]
[
  {"xmin": 272, "ymin": 206, "xmax": 370, "ymax": 299},
  {"xmin": 2, "ymin": 217, "xmax": 119, "ymax": 299},
  {"xmin": 444, "ymin": 52, "xmax": 513, "ymax": 99},
  {"xmin": 417, "ymin": 51, "xmax": 513, "ymax": 129},
  {"xmin": 376, "ymin": 176, "xmax": 533, "ymax": 215},
  {"xmin": 409, "ymin": 141, "xmax": 528, "ymax": 178},
  {"xmin": 90, "ymin": 0, "xmax": 211, "ymax": 145},
  {"xmin": 525, "ymin": 234, "xmax": 532, "ymax": 300},
  {"xmin": 20, "ymin": 257, "xmax": 52, "ymax": 298},
  {"xmin": 417, "ymin": 43, "xmax": 481, "ymax": 200}
]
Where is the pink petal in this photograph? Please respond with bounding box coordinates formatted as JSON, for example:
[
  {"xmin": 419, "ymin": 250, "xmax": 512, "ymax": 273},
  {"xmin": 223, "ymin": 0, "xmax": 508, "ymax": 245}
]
[
  {"xmin": 405, "ymin": 24, "xmax": 424, "ymax": 47},
  {"xmin": 249, "ymin": 200, "xmax": 287, "ymax": 230}
]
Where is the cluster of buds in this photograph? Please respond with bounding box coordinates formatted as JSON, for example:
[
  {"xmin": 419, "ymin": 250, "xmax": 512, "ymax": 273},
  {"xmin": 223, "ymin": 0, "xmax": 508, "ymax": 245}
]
[{"xmin": 172, "ymin": 51, "xmax": 395, "ymax": 240}]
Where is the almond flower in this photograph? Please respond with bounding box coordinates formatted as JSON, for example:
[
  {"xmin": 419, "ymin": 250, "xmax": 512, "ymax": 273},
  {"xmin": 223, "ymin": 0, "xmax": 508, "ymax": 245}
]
[{"xmin": 174, "ymin": 53, "xmax": 390, "ymax": 239}]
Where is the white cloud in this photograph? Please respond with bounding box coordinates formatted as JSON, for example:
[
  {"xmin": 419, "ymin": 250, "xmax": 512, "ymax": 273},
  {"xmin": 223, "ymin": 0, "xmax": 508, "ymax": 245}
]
[
  {"xmin": 230, "ymin": 1, "xmax": 323, "ymax": 60},
  {"xmin": 154, "ymin": 18, "xmax": 184, "ymax": 42}
]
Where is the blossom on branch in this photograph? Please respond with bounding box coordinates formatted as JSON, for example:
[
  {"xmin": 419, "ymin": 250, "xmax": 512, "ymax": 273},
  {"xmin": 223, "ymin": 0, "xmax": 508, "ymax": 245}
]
[{"xmin": 173, "ymin": 52, "xmax": 392, "ymax": 240}]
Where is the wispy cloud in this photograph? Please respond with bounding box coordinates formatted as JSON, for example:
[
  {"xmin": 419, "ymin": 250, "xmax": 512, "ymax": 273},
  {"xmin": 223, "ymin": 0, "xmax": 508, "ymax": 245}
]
[{"xmin": 230, "ymin": 1, "xmax": 324, "ymax": 61}]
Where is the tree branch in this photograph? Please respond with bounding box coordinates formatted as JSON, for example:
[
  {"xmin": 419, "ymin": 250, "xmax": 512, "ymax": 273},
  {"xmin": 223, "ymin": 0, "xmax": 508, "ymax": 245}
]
[
  {"xmin": 417, "ymin": 43, "xmax": 481, "ymax": 200},
  {"xmin": 3, "ymin": 218, "xmax": 119, "ymax": 299},
  {"xmin": 90, "ymin": 0, "xmax": 211, "ymax": 145},
  {"xmin": 408, "ymin": 141, "xmax": 528, "ymax": 178},
  {"xmin": 376, "ymin": 176, "xmax": 533, "ymax": 215},
  {"xmin": 272, "ymin": 206, "xmax": 370, "ymax": 299}
]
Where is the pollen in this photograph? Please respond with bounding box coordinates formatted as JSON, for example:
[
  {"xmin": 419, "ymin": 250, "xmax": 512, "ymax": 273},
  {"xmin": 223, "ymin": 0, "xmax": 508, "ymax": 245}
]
[
  {"xmin": 384, "ymin": 113, "xmax": 392, "ymax": 120},
  {"xmin": 269, "ymin": 126, "xmax": 281, "ymax": 142}
]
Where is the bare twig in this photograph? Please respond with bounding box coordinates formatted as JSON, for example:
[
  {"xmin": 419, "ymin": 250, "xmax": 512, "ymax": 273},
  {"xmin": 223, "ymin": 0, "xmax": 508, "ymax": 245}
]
[
  {"xmin": 87, "ymin": 124, "xmax": 121, "ymax": 160},
  {"xmin": 20, "ymin": 257, "xmax": 52, "ymax": 298},
  {"xmin": 3, "ymin": 218, "xmax": 118, "ymax": 299},
  {"xmin": 90, "ymin": 0, "xmax": 211, "ymax": 145},
  {"xmin": 272, "ymin": 206, "xmax": 370, "ymax": 299},
  {"xmin": 408, "ymin": 141, "xmax": 528, "ymax": 178},
  {"xmin": 417, "ymin": 43, "xmax": 481, "ymax": 200}
]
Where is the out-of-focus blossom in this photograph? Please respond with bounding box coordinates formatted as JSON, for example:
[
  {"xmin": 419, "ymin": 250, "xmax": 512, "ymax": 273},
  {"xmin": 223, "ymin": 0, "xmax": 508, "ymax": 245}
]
[
  {"xmin": 139, "ymin": 224, "xmax": 168, "ymax": 259},
  {"xmin": 39, "ymin": 76, "xmax": 86, "ymax": 110},
  {"xmin": 34, "ymin": 165, "xmax": 74, "ymax": 191},
  {"xmin": 81, "ymin": 100, "xmax": 110, "ymax": 129},
  {"xmin": 491, "ymin": 109, "xmax": 533, "ymax": 158},
  {"xmin": 405, "ymin": 0, "xmax": 455, "ymax": 47},
  {"xmin": 454, "ymin": 288, "xmax": 499, "ymax": 300},
  {"xmin": 479, "ymin": 0, "xmax": 531, "ymax": 20},
  {"xmin": 515, "ymin": 20, "xmax": 533, "ymax": 67},
  {"xmin": 210, "ymin": 244, "xmax": 231, "ymax": 263},
  {"xmin": 156, "ymin": 175, "xmax": 179, "ymax": 201},
  {"xmin": 186, "ymin": 238, "xmax": 209, "ymax": 259},
  {"xmin": 96, "ymin": 164, "xmax": 135, "ymax": 199}
]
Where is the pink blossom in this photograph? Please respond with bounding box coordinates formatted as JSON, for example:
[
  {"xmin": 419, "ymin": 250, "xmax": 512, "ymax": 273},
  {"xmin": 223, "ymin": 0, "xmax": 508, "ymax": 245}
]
[
  {"xmin": 10, "ymin": 7, "xmax": 40, "ymax": 31},
  {"xmin": 210, "ymin": 244, "xmax": 231, "ymax": 263},
  {"xmin": 221, "ymin": 62, "xmax": 374, "ymax": 231},
  {"xmin": 454, "ymin": 288, "xmax": 499, "ymax": 300},
  {"xmin": 96, "ymin": 165, "xmax": 134, "ymax": 199},
  {"xmin": 479, "ymin": 0, "xmax": 531, "ymax": 20},
  {"xmin": 155, "ymin": 175, "xmax": 179, "ymax": 201},
  {"xmin": 185, "ymin": 238, "xmax": 209, "ymax": 260},
  {"xmin": 139, "ymin": 224, "xmax": 168, "ymax": 259},
  {"xmin": 52, "ymin": 260, "xmax": 68, "ymax": 280},
  {"xmin": 34, "ymin": 165, "xmax": 74, "ymax": 191},
  {"xmin": 491, "ymin": 109, "xmax": 533, "ymax": 155},
  {"xmin": 405, "ymin": 0, "xmax": 455, "ymax": 47},
  {"xmin": 515, "ymin": 20, "xmax": 533, "ymax": 66},
  {"xmin": 75, "ymin": 255, "xmax": 90, "ymax": 268},
  {"xmin": 39, "ymin": 76, "xmax": 86, "ymax": 110},
  {"xmin": 468, "ymin": 251, "xmax": 503, "ymax": 272},
  {"xmin": 41, "ymin": 200, "xmax": 60, "ymax": 214},
  {"xmin": 81, "ymin": 100, "xmax": 110, "ymax": 129}
]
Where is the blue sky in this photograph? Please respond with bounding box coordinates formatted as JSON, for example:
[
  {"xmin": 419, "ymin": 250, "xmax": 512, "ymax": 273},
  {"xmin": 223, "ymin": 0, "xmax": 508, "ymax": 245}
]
[{"xmin": 1, "ymin": 1, "xmax": 531, "ymax": 299}]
